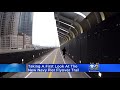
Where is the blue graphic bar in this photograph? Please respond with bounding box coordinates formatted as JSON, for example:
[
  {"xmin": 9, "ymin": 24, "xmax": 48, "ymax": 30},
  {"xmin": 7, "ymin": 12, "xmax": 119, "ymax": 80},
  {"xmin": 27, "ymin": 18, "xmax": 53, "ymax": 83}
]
[
  {"xmin": 1, "ymin": 64, "xmax": 120, "ymax": 72},
  {"xmin": 28, "ymin": 64, "xmax": 120, "ymax": 72},
  {"xmin": 0, "ymin": 64, "xmax": 26, "ymax": 72}
]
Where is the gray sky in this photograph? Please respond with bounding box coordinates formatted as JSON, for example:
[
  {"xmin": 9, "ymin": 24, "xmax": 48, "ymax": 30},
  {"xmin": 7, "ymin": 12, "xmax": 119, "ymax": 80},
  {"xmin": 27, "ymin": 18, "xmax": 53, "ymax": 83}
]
[{"xmin": 32, "ymin": 12, "xmax": 60, "ymax": 47}]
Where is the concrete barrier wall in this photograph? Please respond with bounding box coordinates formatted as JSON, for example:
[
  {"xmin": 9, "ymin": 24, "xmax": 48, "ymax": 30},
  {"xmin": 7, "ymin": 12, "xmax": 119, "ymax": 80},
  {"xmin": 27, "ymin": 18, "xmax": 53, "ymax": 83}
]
[
  {"xmin": 0, "ymin": 48, "xmax": 54, "ymax": 77},
  {"xmin": 0, "ymin": 48, "xmax": 54, "ymax": 64}
]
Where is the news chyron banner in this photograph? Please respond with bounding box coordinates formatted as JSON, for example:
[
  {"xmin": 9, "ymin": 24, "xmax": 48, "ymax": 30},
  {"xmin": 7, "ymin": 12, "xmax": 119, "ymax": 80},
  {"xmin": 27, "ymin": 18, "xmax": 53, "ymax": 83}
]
[
  {"xmin": 1, "ymin": 63, "xmax": 120, "ymax": 72},
  {"xmin": 0, "ymin": 64, "xmax": 26, "ymax": 72}
]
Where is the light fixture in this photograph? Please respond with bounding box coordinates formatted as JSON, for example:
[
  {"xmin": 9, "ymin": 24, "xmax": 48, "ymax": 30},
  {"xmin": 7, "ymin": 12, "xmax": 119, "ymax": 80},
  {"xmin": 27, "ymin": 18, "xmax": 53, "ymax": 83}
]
[
  {"xmin": 57, "ymin": 27, "xmax": 69, "ymax": 33},
  {"xmin": 98, "ymin": 72, "xmax": 102, "ymax": 77},
  {"xmin": 74, "ymin": 12, "xmax": 86, "ymax": 18},
  {"xmin": 56, "ymin": 20, "xmax": 75, "ymax": 28}
]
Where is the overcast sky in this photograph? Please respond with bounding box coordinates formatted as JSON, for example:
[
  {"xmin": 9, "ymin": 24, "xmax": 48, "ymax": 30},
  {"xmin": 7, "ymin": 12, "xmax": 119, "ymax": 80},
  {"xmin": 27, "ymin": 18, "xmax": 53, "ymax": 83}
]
[{"xmin": 32, "ymin": 12, "xmax": 60, "ymax": 47}]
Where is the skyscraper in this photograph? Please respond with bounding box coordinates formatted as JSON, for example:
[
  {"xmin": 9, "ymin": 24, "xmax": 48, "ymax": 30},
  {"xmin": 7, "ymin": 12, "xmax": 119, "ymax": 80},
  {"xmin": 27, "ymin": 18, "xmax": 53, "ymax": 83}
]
[
  {"xmin": 0, "ymin": 12, "xmax": 33, "ymax": 50},
  {"xmin": 18, "ymin": 12, "xmax": 33, "ymax": 48},
  {"xmin": 18, "ymin": 13, "xmax": 33, "ymax": 35},
  {"xmin": 0, "ymin": 12, "xmax": 20, "ymax": 49}
]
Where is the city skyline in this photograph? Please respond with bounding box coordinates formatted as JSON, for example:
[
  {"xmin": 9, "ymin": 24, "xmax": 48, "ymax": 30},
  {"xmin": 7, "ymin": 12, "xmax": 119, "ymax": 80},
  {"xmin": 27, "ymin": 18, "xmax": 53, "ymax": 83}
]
[
  {"xmin": 0, "ymin": 12, "xmax": 60, "ymax": 50},
  {"xmin": 0, "ymin": 12, "xmax": 33, "ymax": 50}
]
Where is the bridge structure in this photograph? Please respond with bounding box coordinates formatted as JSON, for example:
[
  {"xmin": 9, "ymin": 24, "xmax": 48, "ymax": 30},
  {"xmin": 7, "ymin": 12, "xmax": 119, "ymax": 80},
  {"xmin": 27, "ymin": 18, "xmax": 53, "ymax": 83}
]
[
  {"xmin": 55, "ymin": 12, "xmax": 120, "ymax": 78},
  {"xmin": 0, "ymin": 12, "xmax": 120, "ymax": 78}
]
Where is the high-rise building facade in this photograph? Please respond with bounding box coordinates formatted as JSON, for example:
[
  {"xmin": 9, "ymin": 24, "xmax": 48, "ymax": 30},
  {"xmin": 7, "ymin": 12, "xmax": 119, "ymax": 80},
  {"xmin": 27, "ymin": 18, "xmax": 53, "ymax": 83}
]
[
  {"xmin": 18, "ymin": 12, "xmax": 33, "ymax": 49},
  {"xmin": 17, "ymin": 34, "xmax": 24, "ymax": 49},
  {"xmin": 0, "ymin": 12, "xmax": 33, "ymax": 50},
  {"xmin": 0, "ymin": 12, "xmax": 20, "ymax": 49},
  {"xmin": 18, "ymin": 12, "xmax": 33, "ymax": 45}
]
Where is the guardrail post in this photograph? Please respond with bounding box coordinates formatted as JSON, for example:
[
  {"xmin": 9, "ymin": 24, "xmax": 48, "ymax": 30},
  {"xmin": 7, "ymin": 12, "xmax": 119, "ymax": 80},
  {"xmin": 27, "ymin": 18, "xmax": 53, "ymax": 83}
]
[{"xmin": 22, "ymin": 59, "xmax": 24, "ymax": 64}]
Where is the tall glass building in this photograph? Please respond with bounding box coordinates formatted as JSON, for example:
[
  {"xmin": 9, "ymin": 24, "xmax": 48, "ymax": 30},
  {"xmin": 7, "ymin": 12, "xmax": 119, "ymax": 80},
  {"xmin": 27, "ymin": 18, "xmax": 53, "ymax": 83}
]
[
  {"xmin": 18, "ymin": 12, "xmax": 33, "ymax": 46},
  {"xmin": 18, "ymin": 12, "xmax": 33, "ymax": 36},
  {"xmin": 0, "ymin": 12, "xmax": 33, "ymax": 50}
]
